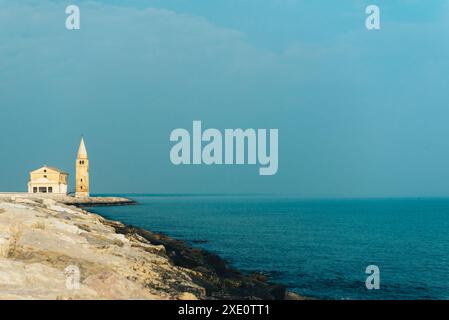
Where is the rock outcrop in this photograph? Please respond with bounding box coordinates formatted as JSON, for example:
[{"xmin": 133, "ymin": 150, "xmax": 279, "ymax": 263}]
[
  {"xmin": 0, "ymin": 194, "xmax": 298, "ymax": 300},
  {"xmin": 0, "ymin": 196, "xmax": 203, "ymax": 299}
]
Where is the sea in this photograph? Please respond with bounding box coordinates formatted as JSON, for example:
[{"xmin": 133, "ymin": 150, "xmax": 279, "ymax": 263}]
[{"xmin": 89, "ymin": 195, "xmax": 449, "ymax": 300}]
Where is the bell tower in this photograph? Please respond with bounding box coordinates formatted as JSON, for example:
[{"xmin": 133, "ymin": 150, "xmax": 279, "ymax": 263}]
[{"xmin": 75, "ymin": 136, "xmax": 89, "ymax": 197}]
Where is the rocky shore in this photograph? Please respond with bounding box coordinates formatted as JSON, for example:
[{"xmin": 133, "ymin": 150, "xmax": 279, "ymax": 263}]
[
  {"xmin": 0, "ymin": 194, "xmax": 301, "ymax": 300},
  {"xmin": 0, "ymin": 193, "xmax": 137, "ymax": 207}
]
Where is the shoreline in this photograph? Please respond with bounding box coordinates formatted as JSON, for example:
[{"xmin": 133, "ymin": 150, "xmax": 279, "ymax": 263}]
[
  {"xmin": 83, "ymin": 201, "xmax": 303, "ymax": 300},
  {"xmin": 0, "ymin": 193, "xmax": 302, "ymax": 300},
  {"xmin": 0, "ymin": 193, "xmax": 137, "ymax": 207},
  {"xmin": 99, "ymin": 216, "xmax": 301, "ymax": 300}
]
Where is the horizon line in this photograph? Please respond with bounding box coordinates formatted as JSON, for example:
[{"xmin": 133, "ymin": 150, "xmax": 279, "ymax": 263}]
[{"xmin": 92, "ymin": 193, "xmax": 449, "ymax": 200}]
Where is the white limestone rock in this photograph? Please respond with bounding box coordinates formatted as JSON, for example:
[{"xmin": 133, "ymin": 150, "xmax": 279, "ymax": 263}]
[{"xmin": 0, "ymin": 195, "xmax": 204, "ymax": 300}]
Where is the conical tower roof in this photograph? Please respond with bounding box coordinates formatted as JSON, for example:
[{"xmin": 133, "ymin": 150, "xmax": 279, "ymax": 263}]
[{"xmin": 77, "ymin": 137, "xmax": 88, "ymax": 159}]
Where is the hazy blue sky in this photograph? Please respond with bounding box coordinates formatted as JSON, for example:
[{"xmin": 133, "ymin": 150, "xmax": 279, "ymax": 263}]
[{"xmin": 1, "ymin": 0, "xmax": 449, "ymax": 197}]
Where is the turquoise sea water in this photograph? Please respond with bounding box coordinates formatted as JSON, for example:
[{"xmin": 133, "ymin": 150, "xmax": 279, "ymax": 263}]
[{"xmin": 90, "ymin": 196, "xmax": 449, "ymax": 300}]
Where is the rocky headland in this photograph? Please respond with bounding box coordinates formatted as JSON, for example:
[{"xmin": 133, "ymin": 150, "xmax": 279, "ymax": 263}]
[{"xmin": 0, "ymin": 194, "xmax": 301, "ymax": 300}]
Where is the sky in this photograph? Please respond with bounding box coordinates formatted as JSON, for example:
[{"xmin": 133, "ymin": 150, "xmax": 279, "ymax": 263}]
[{"xmin": 1, "ymin": 0, "xmax": 449, "ymax": 197}]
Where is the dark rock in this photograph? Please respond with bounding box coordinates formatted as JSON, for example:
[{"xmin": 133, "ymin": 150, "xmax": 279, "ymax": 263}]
[
  {"xmin": 104, "ymin": 220, "xmax": 293, "ymax": 300},
  {"xmin": 191, "ymin": 240, "xmax": 208, "ymax": 244}
]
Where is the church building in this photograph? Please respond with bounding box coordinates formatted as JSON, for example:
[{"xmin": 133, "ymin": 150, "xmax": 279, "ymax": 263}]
[
  {"xmin": 28, "ymin": 166, "xmax": 68, "ymax": 194},
  {"xmin": 27, "ymin": 137, "xmax": 90, "ymax": 197}
]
